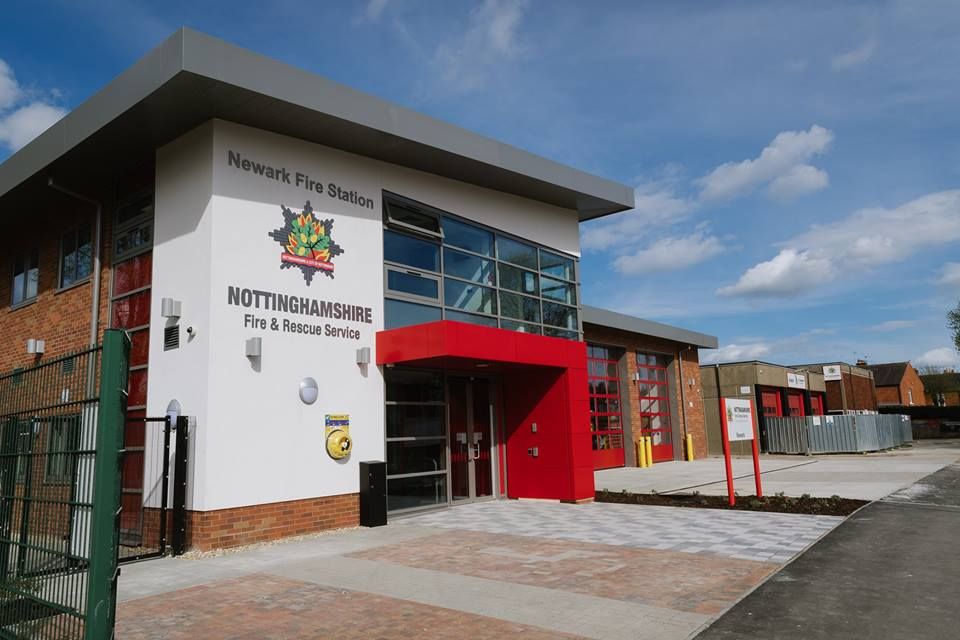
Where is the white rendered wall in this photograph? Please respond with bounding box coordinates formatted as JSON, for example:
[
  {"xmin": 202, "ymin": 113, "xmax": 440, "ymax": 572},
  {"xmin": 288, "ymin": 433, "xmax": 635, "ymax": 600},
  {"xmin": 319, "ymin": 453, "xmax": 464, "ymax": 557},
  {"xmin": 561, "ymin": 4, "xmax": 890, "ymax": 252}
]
[
  {"xmin": 149, "ymin": 119, "xmax": 581, "ymax": 512},
  {"xmin": 149, "ymin": 122, "xmax": 215, "ymax": 510}
]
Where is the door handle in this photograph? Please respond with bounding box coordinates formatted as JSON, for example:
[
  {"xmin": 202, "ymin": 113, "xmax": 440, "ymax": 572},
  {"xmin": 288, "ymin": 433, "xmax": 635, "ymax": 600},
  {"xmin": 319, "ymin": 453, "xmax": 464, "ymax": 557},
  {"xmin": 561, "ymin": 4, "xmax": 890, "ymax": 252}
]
[{"xmin": 473, "ymin": 443, "xmax": 481, "ymax": 460}]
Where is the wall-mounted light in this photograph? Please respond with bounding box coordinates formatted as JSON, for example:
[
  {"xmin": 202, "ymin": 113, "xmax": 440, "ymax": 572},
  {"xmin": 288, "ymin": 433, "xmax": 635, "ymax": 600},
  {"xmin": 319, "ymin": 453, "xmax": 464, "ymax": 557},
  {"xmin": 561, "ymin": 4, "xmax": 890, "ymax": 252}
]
[
  {"xmin": 356, "ymin": 346, "xmax": 371, "ymax": 365},
  {"xmin": 245, "ymin": 337, "xmax": 262, "ymax": 358},
  {"xmin": 26, "ymin": 339, "xmax": 45, "ymax": 354},
  {"xmin": 299, "ymin": 377, "xmax": 319, "ymax": 404},
  {"xmin": 161, "ymin": 297, "xmax": 182, "ymax": 319}
]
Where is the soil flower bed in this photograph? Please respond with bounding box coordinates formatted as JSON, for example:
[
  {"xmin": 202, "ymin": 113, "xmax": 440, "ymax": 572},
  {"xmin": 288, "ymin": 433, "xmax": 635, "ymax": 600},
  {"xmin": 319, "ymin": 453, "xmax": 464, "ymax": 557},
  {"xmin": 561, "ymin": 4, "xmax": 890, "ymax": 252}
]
[{"xmin": 596, "ymin": 490, "xmax": 867, "ymax": 516}]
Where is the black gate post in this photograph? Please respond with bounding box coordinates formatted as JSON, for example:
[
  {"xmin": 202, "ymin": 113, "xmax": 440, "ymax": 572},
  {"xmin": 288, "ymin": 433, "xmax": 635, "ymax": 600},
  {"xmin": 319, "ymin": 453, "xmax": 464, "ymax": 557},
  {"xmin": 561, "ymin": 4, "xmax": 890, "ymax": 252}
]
[
  {"xmin": 158, "ymin": 416, "xmax": 172, "ymax": 555},
  {"xmin": 171, "ymin": 416, "xmax": 189, "ymax": 556}
]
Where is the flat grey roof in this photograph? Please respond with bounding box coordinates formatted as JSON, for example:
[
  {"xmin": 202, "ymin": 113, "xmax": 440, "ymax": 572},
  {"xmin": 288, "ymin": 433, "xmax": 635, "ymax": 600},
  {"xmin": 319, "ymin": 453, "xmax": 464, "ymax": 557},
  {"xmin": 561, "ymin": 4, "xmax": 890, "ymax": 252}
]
[
  {"xmin": 582, "ymin": 305, "xmax": 718, "ymax": 349},
  {"xmin": 0, "ymin": 28, "xmax": 634, "ymax": 220}
]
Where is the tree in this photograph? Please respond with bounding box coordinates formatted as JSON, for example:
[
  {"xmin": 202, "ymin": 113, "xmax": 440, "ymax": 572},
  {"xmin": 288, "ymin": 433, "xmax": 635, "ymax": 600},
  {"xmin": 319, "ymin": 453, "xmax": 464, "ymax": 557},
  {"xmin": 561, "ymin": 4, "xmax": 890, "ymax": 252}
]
[{"xmin": 950, "ymin": 300, "xmax": 960, "ymax": 353}]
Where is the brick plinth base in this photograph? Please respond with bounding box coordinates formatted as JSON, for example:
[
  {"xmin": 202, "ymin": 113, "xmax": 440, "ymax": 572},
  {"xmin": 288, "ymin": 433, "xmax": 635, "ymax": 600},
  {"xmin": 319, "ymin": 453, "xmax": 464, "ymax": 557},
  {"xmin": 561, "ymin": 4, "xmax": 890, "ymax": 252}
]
[{"xmin": 184, "ymin": 493, "xmax": 359, "ymax": 551}]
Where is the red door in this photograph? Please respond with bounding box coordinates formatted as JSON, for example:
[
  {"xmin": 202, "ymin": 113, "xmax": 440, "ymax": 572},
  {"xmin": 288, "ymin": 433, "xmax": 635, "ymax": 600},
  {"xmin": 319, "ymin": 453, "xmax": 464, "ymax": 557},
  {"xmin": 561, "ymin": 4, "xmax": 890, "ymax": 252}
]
[
  {"xmin": 636, "ymin": 352, "xmax": 674, "ymax": 463},
  {"xmin": 760, "ymin": 388, "xmax": 782, "ymax": 417},
  {"xmin": 810, "ymin": 394, "xmax": 825, "ymax": 415},
  {"xmin": 787, "ymin": 391, "xmax": 805, "ymax": 416},
  {"xmin": 448, "ymin": 377, "xmax": 494, "ymax": 501},
  {"xmin": 587, "ymin": 345, "xmax": 625, "ymax": 469}
]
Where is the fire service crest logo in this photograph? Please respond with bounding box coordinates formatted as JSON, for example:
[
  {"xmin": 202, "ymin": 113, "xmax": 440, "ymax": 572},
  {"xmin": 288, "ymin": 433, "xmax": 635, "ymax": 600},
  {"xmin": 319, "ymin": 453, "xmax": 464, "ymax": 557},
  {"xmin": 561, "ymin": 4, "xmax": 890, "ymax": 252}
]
[{"xmin": 268, "ymin": 201, "xmax": 344, "ymax": 285}]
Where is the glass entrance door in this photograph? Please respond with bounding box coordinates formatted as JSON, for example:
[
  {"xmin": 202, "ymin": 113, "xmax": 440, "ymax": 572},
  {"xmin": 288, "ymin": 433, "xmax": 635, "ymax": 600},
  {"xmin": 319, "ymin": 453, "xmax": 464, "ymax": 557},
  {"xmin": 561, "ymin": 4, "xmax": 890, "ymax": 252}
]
[{"xmin": 448, "ymin": 377, "xmax": 495, "ymax": 501}]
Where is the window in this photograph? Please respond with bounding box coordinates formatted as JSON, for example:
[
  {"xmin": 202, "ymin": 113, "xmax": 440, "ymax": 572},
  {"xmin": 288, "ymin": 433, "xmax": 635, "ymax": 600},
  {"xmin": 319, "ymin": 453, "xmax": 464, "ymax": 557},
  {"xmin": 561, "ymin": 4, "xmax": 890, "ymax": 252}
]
[
  {"xmin": 114, "ymin": 195, "xmax": 154, "ymax": 262},
  {"xmin": 588, "ymin": 344, "xmax": 624, "ymax": 453},
  {"xmin": 635, "ymin": 351, "xmax": 672, "ymax": 434},
  {"xmin": 12, "ymin": 249, "xmax": 40, "ymax": 306},
  {"xmin": 45, "ymin": 415, "xmax": 80, "ymax": 484},
  {"xmin": 59, "ymin": 224, "xmax": 93, "ymax": 288},
  {"xmin": 382, "ymin": 194, "xmax": 580, "ymax": 338}
]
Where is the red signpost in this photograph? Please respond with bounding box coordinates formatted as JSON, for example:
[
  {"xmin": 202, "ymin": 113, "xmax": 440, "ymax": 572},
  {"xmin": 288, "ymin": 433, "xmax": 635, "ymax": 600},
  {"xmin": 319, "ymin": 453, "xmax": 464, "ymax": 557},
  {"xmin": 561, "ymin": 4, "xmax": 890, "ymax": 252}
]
[{"xmin": 719, "ymin": 397, "xmax": 762, "ymax": 506}]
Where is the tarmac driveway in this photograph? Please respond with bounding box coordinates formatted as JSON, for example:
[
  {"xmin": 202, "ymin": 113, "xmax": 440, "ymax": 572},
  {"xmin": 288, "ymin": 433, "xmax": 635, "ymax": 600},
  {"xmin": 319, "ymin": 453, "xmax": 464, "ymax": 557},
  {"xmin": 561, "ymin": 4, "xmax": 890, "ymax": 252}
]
[
  {"xmin": 116, "ymin": 500, "xmax": 842, "ymax": 639},
  {"xmin": 696, "ymin": 463, "xmax": 960, "ymax": 639}
]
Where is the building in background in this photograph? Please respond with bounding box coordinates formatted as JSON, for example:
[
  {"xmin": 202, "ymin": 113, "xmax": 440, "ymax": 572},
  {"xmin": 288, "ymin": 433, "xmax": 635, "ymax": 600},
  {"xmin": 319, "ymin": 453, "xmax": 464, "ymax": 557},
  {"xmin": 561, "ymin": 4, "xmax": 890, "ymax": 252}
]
[
  {"xmin": 865, "ymin": 362, "xmax": 927, "ymax": 407},
  {"xmin": 582, "ymin": 307, "xmax": 717, "ymax": 469},
  {"xmin": 793, "ymin": 362, "xmax": 878, "ymax": 413},
  {"xmin": 701, "ymin": 361, "xmax": 826, "ymax": 456},
  {"xmin": 920, "ymin": 370, "xmax": 960, "ymax": 407}
]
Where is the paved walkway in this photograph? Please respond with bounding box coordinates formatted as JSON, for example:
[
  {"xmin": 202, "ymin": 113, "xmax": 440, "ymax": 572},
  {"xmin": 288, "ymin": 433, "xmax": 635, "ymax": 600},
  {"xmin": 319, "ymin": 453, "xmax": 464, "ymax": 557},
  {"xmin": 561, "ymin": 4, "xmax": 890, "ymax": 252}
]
[
  {"xmin": 116, "ymin": 499, "xmax": 843, "ymax": 639},
  {"xmin": 596, "ymin": 439, "xmax": 960, "ymax": 499},
  {"xmin": 400, "ymin": 500, "xmax": 839, "ymax": 564},
  {"xmin": 696, "ymin": 463, "xmax": 960, "ymax": 639}
]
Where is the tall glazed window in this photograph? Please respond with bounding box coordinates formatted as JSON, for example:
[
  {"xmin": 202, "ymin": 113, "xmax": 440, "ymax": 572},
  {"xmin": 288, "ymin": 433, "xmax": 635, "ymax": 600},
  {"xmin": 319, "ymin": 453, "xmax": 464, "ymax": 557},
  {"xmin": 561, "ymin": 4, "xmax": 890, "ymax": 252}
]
[{"xmin": 382, "ymin": 192, "xmax": 581, "ymax": 338}]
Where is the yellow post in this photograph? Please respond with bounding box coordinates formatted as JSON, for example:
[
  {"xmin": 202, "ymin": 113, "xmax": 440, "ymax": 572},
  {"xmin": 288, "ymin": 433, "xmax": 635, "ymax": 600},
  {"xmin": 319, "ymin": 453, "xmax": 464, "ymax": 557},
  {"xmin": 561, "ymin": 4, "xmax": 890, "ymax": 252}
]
[
  {"xmin": 685, "ymin": 433, "xmax": 695, "ymax": 461},
  {"xmin": 645, "ymin": 436, "xmax": 654, "ymax": 467},
  {"xmin": 637, "ymin": 438, "xmax": 647, "ymax": 468}
]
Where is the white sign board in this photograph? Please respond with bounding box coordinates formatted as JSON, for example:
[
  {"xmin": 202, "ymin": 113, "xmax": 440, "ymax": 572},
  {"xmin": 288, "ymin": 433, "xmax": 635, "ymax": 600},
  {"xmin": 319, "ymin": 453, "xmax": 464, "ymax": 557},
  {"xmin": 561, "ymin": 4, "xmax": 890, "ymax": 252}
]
[
  {"xmin": 739, "ymin": 385, "xmax": 751, "ymax": 394},
  {"xmin": 787, "ymin": 372, "xmax": 807, "ymax": 389},
  {"xmin": 724, "ymin": 398, "xmax": 755, "ymax": 441},
  {"xmin": 822, "ymin": 365, "xmax": 842, "ymax": 382}
]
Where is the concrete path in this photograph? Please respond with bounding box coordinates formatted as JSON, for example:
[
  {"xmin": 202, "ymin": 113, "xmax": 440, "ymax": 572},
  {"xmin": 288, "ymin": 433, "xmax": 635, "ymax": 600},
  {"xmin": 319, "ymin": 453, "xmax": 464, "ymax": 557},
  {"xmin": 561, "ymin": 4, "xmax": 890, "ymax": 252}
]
[
  {"xmin": 695, "ymin": 463, "xmax": 960, "ymax": 639},
  {"xmin": 596, "ymin": 439, "xmax": 960, "ymax": 500},
  {"xmin": 116, "ymin": 498, "xmax": 843, "ymax": 639}
]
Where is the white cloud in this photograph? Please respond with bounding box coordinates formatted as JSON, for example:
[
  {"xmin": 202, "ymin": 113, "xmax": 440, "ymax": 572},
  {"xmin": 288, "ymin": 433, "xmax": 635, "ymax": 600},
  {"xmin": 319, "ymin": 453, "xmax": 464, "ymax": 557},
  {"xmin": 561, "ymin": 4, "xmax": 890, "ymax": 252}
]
[
  {"xmin": 0, "ymin": 102, "xmax": 66, "ymax": 151},
  {"xmin": 867, "ymin": 320, "xmax": 916, "ymax": 332},
  {"xmin": 831, "ymin": 39, "xmax": 877, "ymax": 71},
  {"xmin": 365, "ymin": 0, "xmax": 390, "ymax": 21},
  {"xmin": 697, "ymin": 125, "xmax": 833, "ymax": 202},
  {"xmin": 702, "ymin": 342, "xmax": 772, "ymax": 364},
  {"xmin": 433, "ymin": 0, "xmax": 528, "ymax": 92},
  {"xmin": 612, "ymin": 229, "xmax": 725, "ymax": 275},
  {"xmin": 768, "ymin": 164, "xmax": 829, "ymax": 200},
  {"xmin": 938, "ymin": 262, "xmax": 960, "ymax": 288},
  {"xmin": 0, "ymin": 60, "xmax": 20, "ymax": 110},
  {"xmin": 581, "ymin": 181, "xmax": 695, "ymax": 251},
  {"xmin": 720, "ymin": 190, "xmax": 960, "ymax": 298},
  {"xmin": 0, "ymin": 59, "xmax": 66, "ymax": 153},
  {"xmin": 914, "ymin": 347, "xmax": 960, "ymax": 369},
  {"xmin": 718, "ymin": 248, "xmax": 834, "ymax": 297}
]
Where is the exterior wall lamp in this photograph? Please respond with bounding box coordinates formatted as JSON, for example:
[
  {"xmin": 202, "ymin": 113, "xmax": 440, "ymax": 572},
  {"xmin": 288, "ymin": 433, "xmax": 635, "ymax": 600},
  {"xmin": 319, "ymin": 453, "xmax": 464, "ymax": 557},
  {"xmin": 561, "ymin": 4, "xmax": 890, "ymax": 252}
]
[
  {"xmin": 161, "ymin": 297, "xmax": 182, "ymax": 319},
  {"xmin": 26, "ymin": 338, "xmax": 46, "ymax": 355}
]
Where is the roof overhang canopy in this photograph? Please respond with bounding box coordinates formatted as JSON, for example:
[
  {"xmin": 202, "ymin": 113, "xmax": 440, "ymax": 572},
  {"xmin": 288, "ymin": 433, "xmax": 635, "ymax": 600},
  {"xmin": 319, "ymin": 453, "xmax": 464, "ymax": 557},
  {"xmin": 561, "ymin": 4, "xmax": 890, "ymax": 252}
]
[
  {"xmin": 0, "ymin": 28, "xmax": 634, "ymax": 220},
  {"xmin": 582, "ymin": 305, "xmax": 718, "ymax": 349},
  {"xmin": 377, "ymin": 321, "xmax": 586, "ymax": 370}
]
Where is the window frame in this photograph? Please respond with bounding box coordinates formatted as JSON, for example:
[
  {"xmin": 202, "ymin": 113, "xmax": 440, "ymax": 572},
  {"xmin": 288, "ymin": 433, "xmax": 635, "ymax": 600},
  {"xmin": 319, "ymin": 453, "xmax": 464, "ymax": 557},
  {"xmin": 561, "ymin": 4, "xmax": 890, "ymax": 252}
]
[
  {"xmin": 11, "ymin": 247, "xmax": 40, "ymax": 308},
  {"xmin": 44, "ymin": 414, "xmax": 81, "ymax": 485},
  {"xmin": 58, "ymin": 223, "xmax": 94, "ymax": 290},
  {"xmin": 114, "ymin": 192, "xmax": 154, "ymax": 263},
  {"xmin": 383, "ymin": 193, "xmax": 581, "ymax": 338}
]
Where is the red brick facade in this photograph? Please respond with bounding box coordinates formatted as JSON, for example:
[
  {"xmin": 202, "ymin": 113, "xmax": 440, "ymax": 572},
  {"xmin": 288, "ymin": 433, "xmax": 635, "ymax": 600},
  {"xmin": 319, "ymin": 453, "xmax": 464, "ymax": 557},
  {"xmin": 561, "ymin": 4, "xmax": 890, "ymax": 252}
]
[
  {"xmin": 184, "ymin": 494, "xmax": 360, "ymax": 551},
  {"xmin": 582, "ymin": 323, "xmax": 708, "ymax": 463},
  {"xmin": 0, "ymin": 205, "xmax": 112, "ymax": 372},
  {"xmin": 824, "ymin": 374, "xmax": 878, "ymax": 412},
  {"xmin": 876, "ymin": 364, "xmax": 927, "ymax": 406}
]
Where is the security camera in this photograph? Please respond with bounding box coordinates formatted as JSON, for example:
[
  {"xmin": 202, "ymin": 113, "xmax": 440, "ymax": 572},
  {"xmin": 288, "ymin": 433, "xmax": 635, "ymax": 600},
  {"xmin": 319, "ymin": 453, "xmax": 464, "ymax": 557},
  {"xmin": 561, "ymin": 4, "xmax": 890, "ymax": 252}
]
[{"xmin": 186, "ymin": 326, "xmax": 196, "ymax": 337}]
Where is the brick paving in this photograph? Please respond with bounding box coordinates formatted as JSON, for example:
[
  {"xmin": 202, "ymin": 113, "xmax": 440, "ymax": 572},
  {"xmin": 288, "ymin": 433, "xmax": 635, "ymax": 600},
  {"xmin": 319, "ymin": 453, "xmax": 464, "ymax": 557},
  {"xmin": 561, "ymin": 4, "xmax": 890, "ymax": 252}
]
[
  {"xmin": 351, "ymin": 529, "xmax": 776, "ymax": 615},
  {"xmin": 116, "ymin": 573, "xmax": 587, "ymax": 640},
  {"xmin": 400, "ymin": 499, "xmax": 841, "ymax": 563}
]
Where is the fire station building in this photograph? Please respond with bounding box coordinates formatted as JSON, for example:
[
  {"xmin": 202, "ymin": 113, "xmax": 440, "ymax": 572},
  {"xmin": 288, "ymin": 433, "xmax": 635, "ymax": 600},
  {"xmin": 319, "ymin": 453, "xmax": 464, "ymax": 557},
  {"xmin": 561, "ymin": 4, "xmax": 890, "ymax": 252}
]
[{"xmin": 0, "ymin": 29, "xmax": 715, "ymax": 550}]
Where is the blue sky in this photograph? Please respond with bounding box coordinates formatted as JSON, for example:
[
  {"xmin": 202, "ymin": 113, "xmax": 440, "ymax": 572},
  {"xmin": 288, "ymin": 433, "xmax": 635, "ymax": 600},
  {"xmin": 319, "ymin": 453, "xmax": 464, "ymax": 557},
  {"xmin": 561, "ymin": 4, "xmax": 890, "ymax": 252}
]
[{"xmin": 2, "ymin": 1, "xmax": 959, "ymax": 368}]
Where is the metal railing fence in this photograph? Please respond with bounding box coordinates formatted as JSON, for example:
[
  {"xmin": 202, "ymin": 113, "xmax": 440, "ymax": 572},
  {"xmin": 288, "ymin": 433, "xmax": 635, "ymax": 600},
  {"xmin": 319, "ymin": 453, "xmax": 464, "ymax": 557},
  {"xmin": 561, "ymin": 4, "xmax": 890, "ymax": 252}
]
[{"xmin": 0, "ymin": 331, "xmax": 129, "ymax": 640}]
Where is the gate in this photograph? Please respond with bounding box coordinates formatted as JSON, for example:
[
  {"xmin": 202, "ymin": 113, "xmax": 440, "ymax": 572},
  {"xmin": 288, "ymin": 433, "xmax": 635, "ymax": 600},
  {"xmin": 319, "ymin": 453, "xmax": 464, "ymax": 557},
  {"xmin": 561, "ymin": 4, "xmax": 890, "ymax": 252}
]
[
  {"xmin": 0, "ymin": 331, "xmax": 129, "ymax": 640},
  {"xmin": 117, "ymin": 414, "xmax": 188, "ymax": 563}
]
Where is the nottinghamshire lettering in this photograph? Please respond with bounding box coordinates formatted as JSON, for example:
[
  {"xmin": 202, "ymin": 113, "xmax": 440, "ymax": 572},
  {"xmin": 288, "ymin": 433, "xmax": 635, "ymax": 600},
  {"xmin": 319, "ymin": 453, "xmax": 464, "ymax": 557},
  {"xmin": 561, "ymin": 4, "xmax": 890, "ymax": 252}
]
[{"xmin": 227, "ymin": 286, "xmax": 373, "ymax": 324}]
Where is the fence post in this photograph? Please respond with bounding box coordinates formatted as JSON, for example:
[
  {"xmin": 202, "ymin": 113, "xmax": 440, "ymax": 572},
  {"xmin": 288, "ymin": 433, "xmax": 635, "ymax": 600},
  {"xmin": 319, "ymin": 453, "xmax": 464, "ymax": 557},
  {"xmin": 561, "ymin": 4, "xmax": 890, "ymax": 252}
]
[
  {"xmin": 171, "ymin": 415, "xmax": 190, "ymax": 556},
  {"xmin": 85, "ymin": 330, "xmax": 130, "ymax": 640}
]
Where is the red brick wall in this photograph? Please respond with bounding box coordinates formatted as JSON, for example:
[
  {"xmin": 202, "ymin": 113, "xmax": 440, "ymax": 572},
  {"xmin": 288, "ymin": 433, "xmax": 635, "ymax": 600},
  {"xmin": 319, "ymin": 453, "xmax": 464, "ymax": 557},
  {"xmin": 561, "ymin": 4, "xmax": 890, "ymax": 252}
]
[
  {"xmin": 899, "ymin": 365, "xmax": 927, "ymax": 406},
  {"xmin": 582, "ymin": 323, "xmax": 708, "ymax": 462},
  {"xmin": 184, "ymin": 493, "xmax": 359, "ymax": 551},
  {"xmin": 825, "ymin": 374, "xmax": 878, "ymax": 412},
  {"xmin": 876, "ymin": 385, "xmax": 901, "ymax": 406},
  {"xmin": 0, "ymin": 205, "xmax": 113, "ymax": 372}
]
